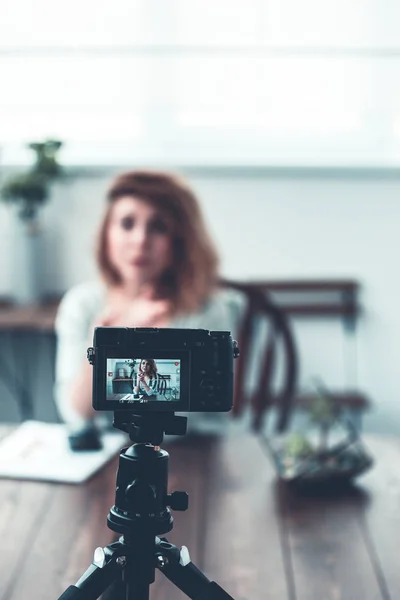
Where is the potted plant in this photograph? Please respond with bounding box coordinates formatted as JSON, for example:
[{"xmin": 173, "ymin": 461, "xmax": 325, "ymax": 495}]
[
  {"xmin": 0, "ymin": 139, "xmax": 63, "ymax": 303},
  {"xmin": 267, "ymin": 383, "xmax": 373, "ymax": 486},
  {"xmin": 1, "ymin": 140, "xmax": 63, "ymax": 223},
  {"xmin": 124, "ymin": 360, "xmax": 137, "ymax": 378}
]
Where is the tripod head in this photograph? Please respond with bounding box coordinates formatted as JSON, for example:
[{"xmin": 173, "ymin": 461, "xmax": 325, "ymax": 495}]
[{"xmin": 108, "ymin": 412, "xmax": 189, "ymax": 539}]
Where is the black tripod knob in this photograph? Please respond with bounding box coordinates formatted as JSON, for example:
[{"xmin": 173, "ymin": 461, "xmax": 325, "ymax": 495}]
[{"xmin": 167, "ymin": 491, "xmax": 189, "ymax": 511}]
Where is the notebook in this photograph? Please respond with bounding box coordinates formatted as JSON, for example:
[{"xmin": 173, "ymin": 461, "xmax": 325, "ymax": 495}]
[{"xmin": 0, "ymin": 420, "xmax": 127, "ymax": 484}]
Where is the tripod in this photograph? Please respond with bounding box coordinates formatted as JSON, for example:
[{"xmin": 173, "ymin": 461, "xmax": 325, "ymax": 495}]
[{"xmin": 57, "ymin": 412, "xmax": 234, "ymax": 600}]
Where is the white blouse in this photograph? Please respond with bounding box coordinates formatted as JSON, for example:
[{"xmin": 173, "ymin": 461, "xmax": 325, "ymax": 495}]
[{"xmin": 54, "ymin": 280, "xmax": 246, "ymax": 432}]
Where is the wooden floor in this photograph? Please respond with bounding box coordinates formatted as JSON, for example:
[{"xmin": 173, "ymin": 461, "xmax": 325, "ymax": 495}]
[{"xmin": 0, "ymin": 428, "xmax": 400, "ymax": 600}]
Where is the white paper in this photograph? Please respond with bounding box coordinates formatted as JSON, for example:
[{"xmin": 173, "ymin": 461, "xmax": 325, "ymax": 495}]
[{"xmin": 0, "ymin": 421, "xmax": 128, "ymax": 484}]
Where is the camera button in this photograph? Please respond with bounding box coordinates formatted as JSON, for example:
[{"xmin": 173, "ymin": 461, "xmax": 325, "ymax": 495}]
[{"xmin": 200, "ymin": 378, "xmax": 214, "ymax": 390}]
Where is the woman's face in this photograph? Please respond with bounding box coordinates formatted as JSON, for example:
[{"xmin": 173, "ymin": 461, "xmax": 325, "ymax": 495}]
[
  {"xmin": 140, "ymin": 359, "xmax": 151, "ymax": 373},
  {"xmin": 107, "ymin": 196, "xmax": 174, "ymax": 288}
]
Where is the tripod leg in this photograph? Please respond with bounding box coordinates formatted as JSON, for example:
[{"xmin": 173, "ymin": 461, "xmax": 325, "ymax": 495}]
[
  {"xmin": 156, "ymin": 538, "xmax": 235, "ymax": 600},
  {"xmin": 56, "ymin": 543, "xmax": 123, "ymax": 600}
]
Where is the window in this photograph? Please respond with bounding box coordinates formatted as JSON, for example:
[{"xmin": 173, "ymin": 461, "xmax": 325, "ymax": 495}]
[{"xmin": 0, "ymin": 0, "xmax": 399, "ymax": 166}]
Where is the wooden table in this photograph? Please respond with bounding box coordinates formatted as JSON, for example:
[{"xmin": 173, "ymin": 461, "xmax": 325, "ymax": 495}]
[
  {"xmin": 0, "ymin": 427, "xmax": 399, "ymax": 600},
  {"xmin": 0, "ymin": 303, "xmax": 58, "ymax": 332}
]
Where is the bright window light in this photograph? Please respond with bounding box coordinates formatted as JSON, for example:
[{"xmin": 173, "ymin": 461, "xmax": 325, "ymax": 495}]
[{"xmin": 0, "ymin": 0, "xmax": 399, "ymax": 165}]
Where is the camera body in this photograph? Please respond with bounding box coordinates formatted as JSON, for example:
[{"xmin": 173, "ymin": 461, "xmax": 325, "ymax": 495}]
[{"xmin": 88, "ymin": 327, "xmax": 237, "ymax": 413}]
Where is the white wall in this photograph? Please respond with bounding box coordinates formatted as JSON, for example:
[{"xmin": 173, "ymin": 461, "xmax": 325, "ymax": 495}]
[{"xmin": 1, "ymin": 169, "xmax": 399, "ymax": 432}]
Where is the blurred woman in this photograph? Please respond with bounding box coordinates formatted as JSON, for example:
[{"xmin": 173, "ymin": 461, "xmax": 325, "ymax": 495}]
[{"xmin": 54, "ymin": 170, "xmax": 244, "ymax": 433}]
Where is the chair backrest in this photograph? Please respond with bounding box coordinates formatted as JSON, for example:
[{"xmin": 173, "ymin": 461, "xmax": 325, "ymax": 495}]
[
  {"xmin": 157, "ymin": 376, "xmax": 167, "ymax": 395},
  {"xmin": 220, "ymin": 279, "xmax": 298, "ymax": 433}
]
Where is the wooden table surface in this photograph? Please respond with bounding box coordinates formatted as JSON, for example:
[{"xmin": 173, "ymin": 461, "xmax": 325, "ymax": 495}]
[
  {"xmin": 0, "ymin": 304, "xmax": 58, "ymax": 332},
  {"xmin": 0, "ymin": 427, "xmax": 399, "ymax": 600}
]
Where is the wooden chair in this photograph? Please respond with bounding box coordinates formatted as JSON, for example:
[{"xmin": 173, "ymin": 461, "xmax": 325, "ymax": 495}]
[
  {"xmin": 222, "ymin": 279, "xmax": 371, "ymax": 434},
  {"xmin": 220, "ymin": 279, "xmax": 298, "ymax": 433},
  {"xmin": 157, "ymin": 376, "xmax": 168, "ymax": 396}
]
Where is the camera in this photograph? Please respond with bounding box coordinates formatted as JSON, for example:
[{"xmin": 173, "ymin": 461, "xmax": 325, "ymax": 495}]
[{"xmin": 87, "ymin": 327, "xmax": 239, "ymax": 413}]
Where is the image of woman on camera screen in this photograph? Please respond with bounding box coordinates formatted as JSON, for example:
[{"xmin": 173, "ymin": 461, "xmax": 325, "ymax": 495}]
[
  {"xmin": 133, "ymin": 359, "xmax": 160, "ymax": 402},
  {"xmin": 54, "ymin": 170, "xmax": 245, "ymax": 434}
]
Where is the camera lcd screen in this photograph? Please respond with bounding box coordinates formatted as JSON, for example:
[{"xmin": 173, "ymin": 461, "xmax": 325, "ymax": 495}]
[{"xmin": 106, "ymin": 358, "xmax": 181, "ymax": 404}]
